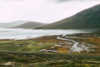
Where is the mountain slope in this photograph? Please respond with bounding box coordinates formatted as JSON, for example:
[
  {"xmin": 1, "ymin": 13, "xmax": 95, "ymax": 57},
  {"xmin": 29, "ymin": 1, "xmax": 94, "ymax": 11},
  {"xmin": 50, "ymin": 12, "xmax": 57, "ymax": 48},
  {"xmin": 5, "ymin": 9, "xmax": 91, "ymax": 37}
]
[
  {"xmin": 14, "ymin": 22, "xmax": 45, "ymax": 29},
  {"xmin": 36, "ymin": 4, "xmax": 100, "ymax": 29}
]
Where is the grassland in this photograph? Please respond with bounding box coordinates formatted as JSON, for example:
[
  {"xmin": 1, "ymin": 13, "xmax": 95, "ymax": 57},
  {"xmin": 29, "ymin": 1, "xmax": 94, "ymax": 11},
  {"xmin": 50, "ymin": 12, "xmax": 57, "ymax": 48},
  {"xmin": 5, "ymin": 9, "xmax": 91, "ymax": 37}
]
[{"xmin": 0, "ymin": 34, "xmax": 100, "ymax": 67}]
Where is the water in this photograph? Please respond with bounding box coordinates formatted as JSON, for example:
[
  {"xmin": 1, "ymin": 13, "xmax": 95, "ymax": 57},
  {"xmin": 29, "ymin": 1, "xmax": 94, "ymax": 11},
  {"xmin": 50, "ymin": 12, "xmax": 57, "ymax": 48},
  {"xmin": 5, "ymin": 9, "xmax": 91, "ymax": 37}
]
[
  {"xmin": 57, "ymin": 36, "xmax": 89, "ymax": 52},
  {"xmin": 0, "ymin": 28, "xmax": 98, "ymax": 39}
]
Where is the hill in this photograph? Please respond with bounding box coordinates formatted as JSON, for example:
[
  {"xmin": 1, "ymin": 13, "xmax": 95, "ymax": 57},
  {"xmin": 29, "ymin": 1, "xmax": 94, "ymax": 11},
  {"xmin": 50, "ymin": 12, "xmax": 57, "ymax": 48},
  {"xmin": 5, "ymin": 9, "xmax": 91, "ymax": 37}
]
[
  {"xmin": 14, "ymin": 22, "xmax": 45, "ymax": 29},
  {"xmin": 36, "ymin": 4, "xmax": 100, "ymax": 29}
]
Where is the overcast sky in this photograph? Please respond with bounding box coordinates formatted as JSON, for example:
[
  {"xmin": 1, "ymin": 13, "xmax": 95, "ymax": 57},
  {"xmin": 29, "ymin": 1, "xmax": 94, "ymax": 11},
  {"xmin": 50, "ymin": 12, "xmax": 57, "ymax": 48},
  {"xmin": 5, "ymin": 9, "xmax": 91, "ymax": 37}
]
[{"xmin": 0, "ymin": 0, "xmax": 100, "ymax": 23}]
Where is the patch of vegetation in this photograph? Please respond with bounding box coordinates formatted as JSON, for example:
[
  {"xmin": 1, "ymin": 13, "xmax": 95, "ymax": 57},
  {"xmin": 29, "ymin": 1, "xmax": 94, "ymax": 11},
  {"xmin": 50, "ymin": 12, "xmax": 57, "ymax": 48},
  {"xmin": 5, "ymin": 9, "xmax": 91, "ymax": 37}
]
[{"xmin": 0, "ymin": 34, "xmax": 100, "ymax": 67}]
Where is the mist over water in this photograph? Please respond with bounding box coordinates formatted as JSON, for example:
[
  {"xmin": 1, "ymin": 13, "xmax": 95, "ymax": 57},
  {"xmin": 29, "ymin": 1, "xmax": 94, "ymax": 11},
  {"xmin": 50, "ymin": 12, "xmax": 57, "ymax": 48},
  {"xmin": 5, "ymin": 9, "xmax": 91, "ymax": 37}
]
[{"xmin": 0, "ymin": 28, "xmax": 98, "ymax": 39}]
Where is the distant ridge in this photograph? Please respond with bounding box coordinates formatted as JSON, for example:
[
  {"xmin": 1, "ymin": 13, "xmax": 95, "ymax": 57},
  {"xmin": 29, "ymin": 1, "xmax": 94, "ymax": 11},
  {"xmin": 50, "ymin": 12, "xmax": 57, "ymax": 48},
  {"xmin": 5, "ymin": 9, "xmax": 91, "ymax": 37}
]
[
  {"xmin": 0, "ymin": 21, "xmax": 45, "ymax": 29},
  {"xmin": 13, "ymin": 21, "xmax": 45, "ymax": 29},
  {"xmin": 36, "ymin": 4, "xmax": 100, "ymax": 29}
]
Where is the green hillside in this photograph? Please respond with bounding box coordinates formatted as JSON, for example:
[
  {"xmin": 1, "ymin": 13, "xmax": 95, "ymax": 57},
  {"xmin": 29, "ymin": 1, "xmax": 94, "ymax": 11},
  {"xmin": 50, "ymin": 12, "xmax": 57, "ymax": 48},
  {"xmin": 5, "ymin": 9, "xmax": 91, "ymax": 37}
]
[{"xmin": 36, "ymin": 4, "xmax": 100, "ymax": 29}]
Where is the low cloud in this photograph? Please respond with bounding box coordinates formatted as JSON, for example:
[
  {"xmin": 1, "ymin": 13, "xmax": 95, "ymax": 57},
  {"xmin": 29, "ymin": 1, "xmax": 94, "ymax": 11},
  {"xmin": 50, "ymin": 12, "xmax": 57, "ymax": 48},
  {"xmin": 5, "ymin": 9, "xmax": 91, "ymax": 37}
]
[
  {"xmin": 1, "ymin": 0, "xmax": 24, "ymax": 2},
  {"xmin": 0, "ymin": 0, "xmax": 99, "ymax": 23},
  {"xmin": 52, "ymin": 0, "xmax": 99, "ymax": 3}
]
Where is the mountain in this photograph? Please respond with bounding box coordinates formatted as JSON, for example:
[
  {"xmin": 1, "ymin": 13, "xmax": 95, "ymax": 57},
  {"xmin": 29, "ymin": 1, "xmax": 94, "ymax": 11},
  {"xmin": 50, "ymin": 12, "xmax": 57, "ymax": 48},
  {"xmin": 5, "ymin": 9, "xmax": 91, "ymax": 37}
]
[
  {"xmin": 36, "ymin": 4, "xmax": 100, "ymax": 29},
  {"xmin": 0, "ymin": 21, "xmax": 26, "ymax": 28},
  {"xmin": 13, "ymin": 21, "xmax": 45, "ymax": 29}
]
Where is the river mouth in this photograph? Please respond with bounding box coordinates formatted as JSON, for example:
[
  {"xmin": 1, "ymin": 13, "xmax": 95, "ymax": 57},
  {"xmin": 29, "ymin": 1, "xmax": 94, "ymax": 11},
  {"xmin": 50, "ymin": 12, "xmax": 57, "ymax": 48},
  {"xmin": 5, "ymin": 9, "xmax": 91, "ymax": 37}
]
[{"xmin": 0, "ymin": 28, "xmax": 99, "ymax": 39}]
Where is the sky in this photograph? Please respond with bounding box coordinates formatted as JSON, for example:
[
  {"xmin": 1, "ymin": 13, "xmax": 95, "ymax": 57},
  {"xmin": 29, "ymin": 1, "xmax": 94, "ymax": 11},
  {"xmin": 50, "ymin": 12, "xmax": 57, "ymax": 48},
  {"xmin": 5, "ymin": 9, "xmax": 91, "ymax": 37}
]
[{"xmin": 0, "ymin": 0, "xmax": 100, "ymax": 23}]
